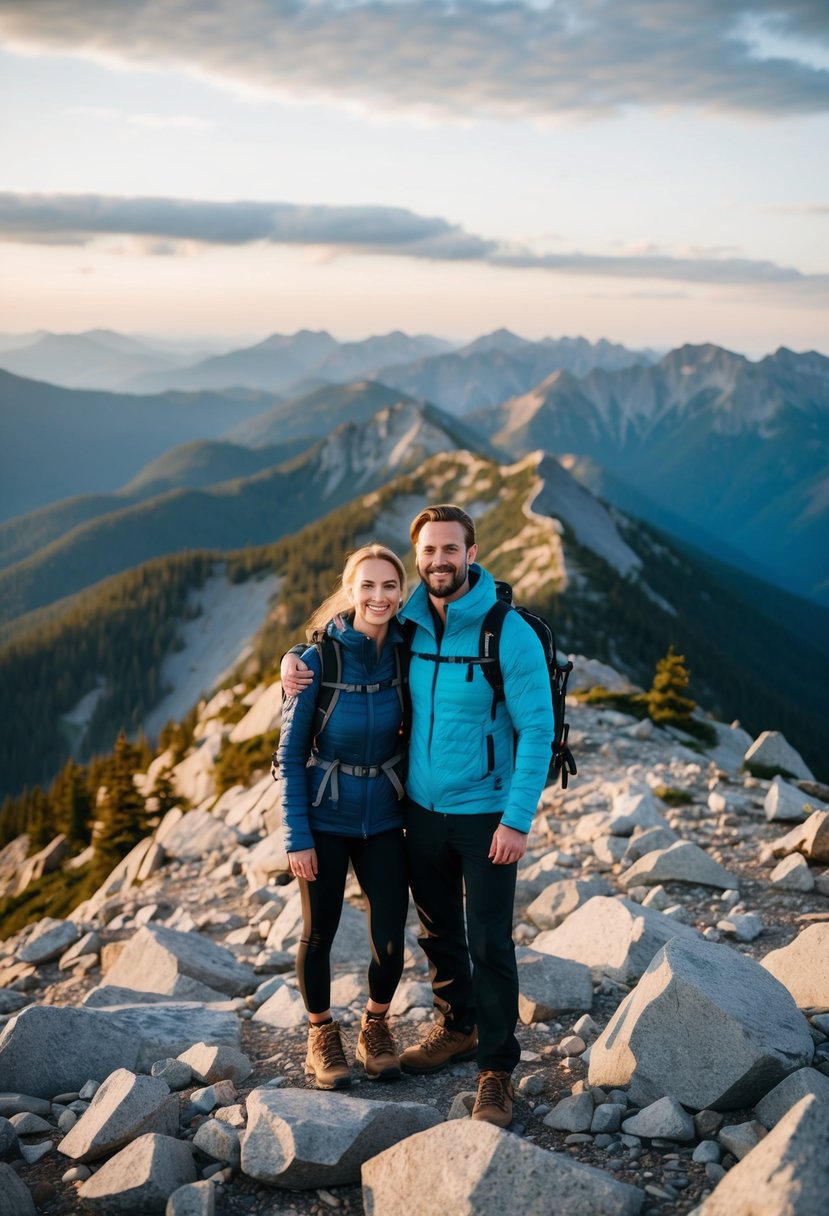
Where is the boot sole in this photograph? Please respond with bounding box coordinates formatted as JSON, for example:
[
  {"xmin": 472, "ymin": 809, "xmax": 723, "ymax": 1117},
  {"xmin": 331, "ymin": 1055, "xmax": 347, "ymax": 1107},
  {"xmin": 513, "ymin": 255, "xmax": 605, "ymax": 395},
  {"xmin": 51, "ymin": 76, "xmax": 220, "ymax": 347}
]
[
  {"xmin": 400, "ymin": 1046, "xmax": 478, "ymax": 1075},
  {"xmin": 304, "ymin": 1063, "xmax": 351, "ymax": 1090},
  {"xmin": 355, "ymin": 1048, "xmax": 402, "ymax": 1082}
]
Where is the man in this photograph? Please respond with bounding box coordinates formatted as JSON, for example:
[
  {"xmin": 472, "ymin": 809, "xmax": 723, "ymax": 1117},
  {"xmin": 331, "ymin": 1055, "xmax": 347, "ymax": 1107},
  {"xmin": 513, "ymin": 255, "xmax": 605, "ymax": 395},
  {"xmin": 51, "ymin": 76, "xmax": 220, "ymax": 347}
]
[
  {"xmin": 282, "ymin": 503, "xmax": 553, "ymax": 1126},
  {"xmin": 395, "ymin": 504, "xmax": 553, "ymax": 1126}
]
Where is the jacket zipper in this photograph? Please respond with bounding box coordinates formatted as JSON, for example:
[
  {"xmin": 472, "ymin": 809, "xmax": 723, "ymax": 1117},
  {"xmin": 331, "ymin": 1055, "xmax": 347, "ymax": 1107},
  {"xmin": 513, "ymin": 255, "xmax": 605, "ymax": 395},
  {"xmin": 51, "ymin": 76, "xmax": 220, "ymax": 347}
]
[
  {"xmin": 363, "ymin": 634, "xmax": 373, "ymax": 839},
  {"xmin": 426, "ymin": 613, "xmax": 446, "ymax": 812}
]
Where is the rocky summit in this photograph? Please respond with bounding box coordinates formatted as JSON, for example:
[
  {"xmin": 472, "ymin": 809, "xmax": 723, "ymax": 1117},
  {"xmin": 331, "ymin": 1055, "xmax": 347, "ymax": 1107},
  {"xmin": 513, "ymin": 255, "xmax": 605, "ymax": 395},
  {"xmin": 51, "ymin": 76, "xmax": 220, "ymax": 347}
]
[{"xmin": 1, "ymin": 663, "xmax": 828, "ymax": 1215}]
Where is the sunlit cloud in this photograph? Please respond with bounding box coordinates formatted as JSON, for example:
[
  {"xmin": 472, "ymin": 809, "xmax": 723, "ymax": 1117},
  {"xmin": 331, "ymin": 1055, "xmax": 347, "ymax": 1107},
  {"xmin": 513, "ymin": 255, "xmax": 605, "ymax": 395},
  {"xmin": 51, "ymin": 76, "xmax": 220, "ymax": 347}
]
[
  {"xmin": 1, "ymin": 191, "xmax": 827, "ymax": 292},
  {"xmin": 1, "ymin": 1, "xmax": 827, "ymax": 121},
  {"xmin": 69, "ymin": 104, "xmax": 212, "ymax": 129}
]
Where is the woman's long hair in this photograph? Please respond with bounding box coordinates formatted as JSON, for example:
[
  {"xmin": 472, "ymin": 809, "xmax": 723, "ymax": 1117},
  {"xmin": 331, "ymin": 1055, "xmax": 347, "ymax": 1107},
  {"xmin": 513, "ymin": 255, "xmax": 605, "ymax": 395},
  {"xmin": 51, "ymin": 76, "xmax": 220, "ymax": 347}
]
[{"xmin": 305, "ymin": 543, "xmax": 407, "ymax": 639}]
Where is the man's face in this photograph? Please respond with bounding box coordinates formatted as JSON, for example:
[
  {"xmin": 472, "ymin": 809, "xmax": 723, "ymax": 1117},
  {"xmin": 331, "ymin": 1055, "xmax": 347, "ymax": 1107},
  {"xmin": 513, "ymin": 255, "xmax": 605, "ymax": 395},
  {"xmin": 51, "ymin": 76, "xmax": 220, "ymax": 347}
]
[{"xmin": 415, "ymin": 521, "xmax": 478, "ymax": 601}]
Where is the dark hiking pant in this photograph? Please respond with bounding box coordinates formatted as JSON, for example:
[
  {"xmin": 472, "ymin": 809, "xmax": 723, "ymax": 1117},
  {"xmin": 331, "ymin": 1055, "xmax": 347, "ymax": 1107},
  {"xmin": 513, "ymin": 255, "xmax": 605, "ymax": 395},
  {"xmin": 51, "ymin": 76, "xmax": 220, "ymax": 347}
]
[
  {"xmin": 297, "ymin": 827, "xmax": 408, "ymax": 1015},
  {"xmin": 405, "ymin": 800, "xmax": 520, "ymax": 1073}
]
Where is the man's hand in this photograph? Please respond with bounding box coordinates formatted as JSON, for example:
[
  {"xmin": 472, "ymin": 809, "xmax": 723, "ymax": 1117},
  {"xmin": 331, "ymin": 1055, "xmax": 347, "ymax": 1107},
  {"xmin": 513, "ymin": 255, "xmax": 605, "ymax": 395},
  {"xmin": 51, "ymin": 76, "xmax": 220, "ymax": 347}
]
[
  {"xmin": 489, "ymin": 824, "xmax": 527, "ymax": 865},
  {"xmin": 289, "ymin": 848, "xmax": 318, "ymax": 881},
  {"xmin": 281, "ymin": 654, "xmax": 313, "ymax": 696}
]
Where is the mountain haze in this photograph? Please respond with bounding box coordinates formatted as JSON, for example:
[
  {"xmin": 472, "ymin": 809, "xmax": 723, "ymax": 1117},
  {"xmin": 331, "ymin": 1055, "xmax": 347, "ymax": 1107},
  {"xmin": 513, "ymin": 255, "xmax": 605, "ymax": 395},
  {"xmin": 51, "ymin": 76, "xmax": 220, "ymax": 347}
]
[
  {"xmin": 0, "ymin": 371, "xmax": 281, "ymax": 520},
  {"xmin": 477, "ymin": 344, "xmax": 829, "ymax": 604},
  {"xmin": 0, "ymin": 399, "xmax": 488, "ymax": 634}
]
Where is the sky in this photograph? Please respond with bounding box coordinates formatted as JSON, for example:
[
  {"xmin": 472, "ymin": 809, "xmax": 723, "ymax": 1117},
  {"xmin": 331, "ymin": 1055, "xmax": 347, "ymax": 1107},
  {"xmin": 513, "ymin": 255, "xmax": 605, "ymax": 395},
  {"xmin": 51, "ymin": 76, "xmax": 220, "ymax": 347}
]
[{"xmin": 0, "ymin": 0, "xmax": 828, "ymax": 356}]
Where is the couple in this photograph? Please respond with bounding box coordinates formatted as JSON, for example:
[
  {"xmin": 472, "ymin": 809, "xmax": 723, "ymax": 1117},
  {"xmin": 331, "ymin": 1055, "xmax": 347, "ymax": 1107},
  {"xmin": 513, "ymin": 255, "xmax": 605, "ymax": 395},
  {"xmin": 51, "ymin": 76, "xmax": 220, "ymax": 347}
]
[{"xmin": 278, "ymin": 503, "xmax": 554, "ymax": 1127}]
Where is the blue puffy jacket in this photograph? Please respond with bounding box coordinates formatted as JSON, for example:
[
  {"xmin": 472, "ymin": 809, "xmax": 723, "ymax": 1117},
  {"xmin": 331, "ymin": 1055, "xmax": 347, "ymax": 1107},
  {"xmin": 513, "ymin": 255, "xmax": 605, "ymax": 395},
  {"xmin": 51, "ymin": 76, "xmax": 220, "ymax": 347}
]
[
  {"xmin": 399, "ymin": 564, "xmax": 554, "ymax": 834},
  {"xmin": 277, "ymin": 616, "xmax": 407, "ymax": 852}
]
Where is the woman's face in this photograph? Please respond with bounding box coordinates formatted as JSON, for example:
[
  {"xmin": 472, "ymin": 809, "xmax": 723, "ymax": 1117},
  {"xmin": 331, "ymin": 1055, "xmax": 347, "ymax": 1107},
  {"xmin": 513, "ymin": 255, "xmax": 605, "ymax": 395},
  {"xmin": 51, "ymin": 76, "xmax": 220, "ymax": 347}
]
[{"xmin": 346, "ymin": 558, "xmax": 402, "ymax": 634}]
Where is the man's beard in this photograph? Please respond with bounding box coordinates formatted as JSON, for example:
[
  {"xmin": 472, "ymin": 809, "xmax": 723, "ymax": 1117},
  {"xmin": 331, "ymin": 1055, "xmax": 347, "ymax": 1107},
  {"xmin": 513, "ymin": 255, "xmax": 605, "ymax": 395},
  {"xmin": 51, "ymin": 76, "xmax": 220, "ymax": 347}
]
[{"xmin": 420, "ymin": 561, "xmax": 468, "ymax": 599}]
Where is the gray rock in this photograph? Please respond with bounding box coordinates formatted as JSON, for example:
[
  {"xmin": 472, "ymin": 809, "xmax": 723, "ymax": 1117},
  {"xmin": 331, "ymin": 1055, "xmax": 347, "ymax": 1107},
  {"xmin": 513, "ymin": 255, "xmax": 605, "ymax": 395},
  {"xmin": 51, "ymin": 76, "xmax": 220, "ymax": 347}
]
[
  {"xmin": 0, "ymin": 1117, "xmax": 18, "ymax": 1161},
  {"xmin": 622, "ymin": 1096, "xmax": 695, "ymax": 1140},
  {"xmin": 0, "ymin": 1094, "xmax": 53, "ymax": 1118},
  {"xmin": 82, "ymin": 1001, "xmax": 241, "ymax": 1071},
  {"xmin": 761, "ymin": 924, "xmax": 829, "ymax": 1010},
  {"xmin": 772, "ymin": 811, "xmax": 829, "ymax": 864},
  {"xmin": 718, "ymin": 1120, "xmax": 766, "ymax": 1159},
  {"xmin": 166, "ymin": 1180, "xmax": 216, "ymax": 1216},
  {"xmin": 79, "ymin": 1133, "xmax": 198, "ymax": 1212},
  {"xmin": 252, "ymin": 981, "xmax": 307, "ymax": 1029},
  {"xmin": 593, "ymin": 836, "xmax": 628, "ymax": 865},
  {"xmin": 754, "ymin": 1068, "xmax": 829, "ymax": 1128},
  {"xmin": 83, "ymin": 985, "xmax": 180, "ymax": 1007},
  {"xmin": 9, "ymin": 1112, "xmax": 53, "ymax": 1136},
  {"xmin": 716, "ymin": 913, "xmax": 764, "ymax": 943},
  {"xmin": 361, "ymin": 1119, "xmax": 644, "ymax": 1215},
  {"xmin": 0, "ymin": 1162, "xmax": 36, "ymax": 1215},
  {"xmin": 58, "ymin": 1068, "xmax": 177, "ymax": 1162},
  {"xmin": 526, "ymin": 877, "xmax": 612, "ymax": 930},
  {"xmin": 591, "ymin": 1103, "xmax": 626, "ymax": 1134},
  {"xmin": 765, "ymin": 777, "xmax": 815, "ymax": 823},
  {"xmin": 152, "ymin": 1060, "xmax": 193, "ymax": 1090},
  {"xmin": 620, "ymin": 841, "xmax": 739, "ymax": 891},
  {"xmin": 695, "ymin": 1095, "xmax": 829, "ymax": 1215},
  {"xmin": 543, "ymin": 1092, "xmax": 595, "ymax": 1132},
  {"xmin": 59, "ymin": 930, "xmax": 101, "ymax": 971},
  {"xmin": 19, "ymin": 1139, "xmax": 52, "ymax": 1163},
  {"xmin": 692, "ymin": 1140, "xmax": 721, "ymax": 1164},
  {"xmin": 770, "ymin": 854, "xmax": 815, "ymax": 892},
  {"xmin": 0, "ymin": 991, "xmax": 30, "ymax": 1015},
  {"xmin": 624, "ymin": 826, "xmax": 680, "ymax": 863},
  {"xmin": 609, "ymin": 790, "xmax": 670, "ymax": 835},
  {"xmin": 104, "ymin": 924, "xmax": 257, "ymax": 1000},
  {"xmin": 0, "ymin": 1006, "xmax": 139, "ymax": 1099},
  {"xmin": 192, "ymin": 1119, "xmax": 241, "ymax": 1169},
  {"xmin": 533, "ymin": 895, "xmax": 698, "ymax": 983},
  {"xmin": 588, "ymin": 936, "xmax": 814, "ymax": 1111},
  {"xmin": 515, "ymin": 947, "xmax": 593, "ymax": 1022},
  {"xmin": 241, "ymin": 1087, "xmax": 441, "ymax": 1188},
  {"xmin": 159, "ymin": 809, "xmax": 240, "ymax": 861},
  {"xmin": 18, "ymin": 917, "xmax": 80, "ymax": 965},
  {"xmin": 176, "ymin": 1044, "xmax": 252, "ymax": 1086},
  {"xmin": 744, "ymin": 731, "xmax": 814, "ymax": 781},
  {"xmin": 695, "ymin": 1109, "xmax": 724, "ymax": 1138},
  {"xmin": 188, "ymin": 1081, "xmax": 236, "ymax": 1115}
]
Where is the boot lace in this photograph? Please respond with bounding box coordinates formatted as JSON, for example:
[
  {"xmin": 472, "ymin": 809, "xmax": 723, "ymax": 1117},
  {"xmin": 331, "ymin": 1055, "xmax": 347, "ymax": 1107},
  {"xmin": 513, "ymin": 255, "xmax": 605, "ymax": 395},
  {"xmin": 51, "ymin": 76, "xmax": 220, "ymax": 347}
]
[
  {"xmin": 362, "ymin": 1016, "xmax": 396, "ymax": 1058},
  {"xmin": 313, "ymin": 1022, "xmax": 347, "ymax": 1069},
  {"xmin": 475, "ymin": 1070, "xmax": 511, "ymax": 1113},
  {"xmin": 420, "ymin": 1023, "xmax": 464, "ymax": 1056}
]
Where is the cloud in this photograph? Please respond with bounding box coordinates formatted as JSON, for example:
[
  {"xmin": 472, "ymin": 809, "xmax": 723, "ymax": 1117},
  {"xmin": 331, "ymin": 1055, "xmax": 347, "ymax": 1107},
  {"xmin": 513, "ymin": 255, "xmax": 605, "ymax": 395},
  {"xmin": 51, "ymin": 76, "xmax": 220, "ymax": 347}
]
[
  {"xmin": 0, "ymin": 1, "xmax": 827, "ymax": 121},
  {"xmin": 69, "ymin": 105, "xmax": 212, "ymax": 129},
  {"xmin": 1, "ymin": 190, "xmax": 827, "ymax": 292},
  {"xmin": 766, "ymin": 202, "xmax": 829, "ymax": 215}
]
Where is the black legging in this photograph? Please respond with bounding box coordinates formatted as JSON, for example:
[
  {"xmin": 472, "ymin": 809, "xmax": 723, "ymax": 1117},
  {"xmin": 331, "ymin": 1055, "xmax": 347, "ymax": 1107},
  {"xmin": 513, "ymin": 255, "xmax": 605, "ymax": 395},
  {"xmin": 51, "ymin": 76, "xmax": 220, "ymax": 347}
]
[{"xmin": 296, "ymin": 827, "xmax": 408, "ymax": 1015}]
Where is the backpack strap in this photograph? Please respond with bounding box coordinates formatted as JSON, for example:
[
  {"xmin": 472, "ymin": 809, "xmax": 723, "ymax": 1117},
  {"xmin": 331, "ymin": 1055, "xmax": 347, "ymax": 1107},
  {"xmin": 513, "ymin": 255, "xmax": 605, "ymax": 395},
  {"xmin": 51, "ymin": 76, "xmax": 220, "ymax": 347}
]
[{"xmin": 479, "ymin": 598, "xmax": 511, "ymax": 720}]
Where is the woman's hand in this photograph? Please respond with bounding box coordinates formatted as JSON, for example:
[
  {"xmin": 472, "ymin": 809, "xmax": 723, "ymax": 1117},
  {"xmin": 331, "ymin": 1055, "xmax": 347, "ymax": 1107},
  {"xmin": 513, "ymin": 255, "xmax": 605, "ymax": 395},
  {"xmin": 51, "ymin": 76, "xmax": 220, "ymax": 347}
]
[
  {"xmin": 281, "ymin": 654, "xmax": 314, "ymax": 697},
  {"xmin": 289, "ymin": 848, "xmax": 318, "ymax": 881}
]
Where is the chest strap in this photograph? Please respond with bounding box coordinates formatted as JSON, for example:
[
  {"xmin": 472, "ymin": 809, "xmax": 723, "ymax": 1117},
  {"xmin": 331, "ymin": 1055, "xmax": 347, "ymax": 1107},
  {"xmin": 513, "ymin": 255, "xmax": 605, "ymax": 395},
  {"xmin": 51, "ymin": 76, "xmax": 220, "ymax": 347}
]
[{"xmin": 308, "ymin": 752, "xmax": 406, "ymax": 806}]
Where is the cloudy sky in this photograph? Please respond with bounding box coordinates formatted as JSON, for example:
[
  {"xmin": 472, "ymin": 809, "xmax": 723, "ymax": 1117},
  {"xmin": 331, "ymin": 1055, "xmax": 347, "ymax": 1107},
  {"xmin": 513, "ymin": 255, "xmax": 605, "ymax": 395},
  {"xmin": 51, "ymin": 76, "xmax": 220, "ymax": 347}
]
[{"xmin": 1, "ymin": 0, "xmax": 827, "ymax": 354}]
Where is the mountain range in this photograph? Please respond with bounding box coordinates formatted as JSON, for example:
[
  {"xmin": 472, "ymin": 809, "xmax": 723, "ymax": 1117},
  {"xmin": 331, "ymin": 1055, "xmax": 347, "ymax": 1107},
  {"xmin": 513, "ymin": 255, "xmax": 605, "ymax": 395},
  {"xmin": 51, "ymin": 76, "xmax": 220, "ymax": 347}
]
[
  {"xmin": 473, "ymin": 343, "xmax": 829, "ymax": 604},
  {"xmin": 3, "ymin": 325, "xmax": 829, "ymax": 794}
]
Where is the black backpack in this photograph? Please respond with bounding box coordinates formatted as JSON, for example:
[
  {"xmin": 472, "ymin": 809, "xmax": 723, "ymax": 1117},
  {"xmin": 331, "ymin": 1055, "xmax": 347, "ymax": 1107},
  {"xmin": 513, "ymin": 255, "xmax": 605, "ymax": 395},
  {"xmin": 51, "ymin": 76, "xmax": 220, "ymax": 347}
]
[
  {"xmin": 405, "ymin": 580, "xmax": 576, "ymax": 789},
  {"xmin": 480, "ymin": 582, "xmax": 576, "ymax": 789},
  {"xmin": 272, "ymin": 633, "xmax": 409, "ymax": 780}
]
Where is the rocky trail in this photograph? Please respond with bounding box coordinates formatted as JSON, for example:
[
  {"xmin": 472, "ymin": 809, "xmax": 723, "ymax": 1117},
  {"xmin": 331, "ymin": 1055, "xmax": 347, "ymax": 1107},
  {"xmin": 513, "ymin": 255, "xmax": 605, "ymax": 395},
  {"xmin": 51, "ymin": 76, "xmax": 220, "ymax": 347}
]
[{"xmin": 1, "ymin": 660, "xmax": 828, "ymax": 1215}]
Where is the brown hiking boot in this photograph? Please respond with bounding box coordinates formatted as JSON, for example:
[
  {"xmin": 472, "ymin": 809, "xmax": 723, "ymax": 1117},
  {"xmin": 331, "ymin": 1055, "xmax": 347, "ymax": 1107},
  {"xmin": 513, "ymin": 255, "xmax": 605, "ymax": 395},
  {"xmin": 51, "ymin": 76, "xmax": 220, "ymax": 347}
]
[
  {"xmin": 400, "ymin": 1023, "xmax": 478, "ymax": 1075},
  {"xmin": 305, "ymin": 1020, "xmax": 351, "ymax": 1090},
  {"xmin": 356, "ymin": 1012, "xmax": 402, "ymax": 1081},
  {"xmin": 471, "ymin": 1070, "xmax": 514, "ymax": 1127}
]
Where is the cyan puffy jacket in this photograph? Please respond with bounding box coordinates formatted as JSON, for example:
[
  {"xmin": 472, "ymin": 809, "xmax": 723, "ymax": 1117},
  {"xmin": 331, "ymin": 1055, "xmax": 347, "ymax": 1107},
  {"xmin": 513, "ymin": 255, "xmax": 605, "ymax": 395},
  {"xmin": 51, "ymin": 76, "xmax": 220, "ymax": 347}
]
[
  {"xmin": 399, "ymin": 564, "xmax": 554, "ymax": 834},
  {"xmin": 277, "ymin": 616, "xmax": 406, "ymax": 852}
]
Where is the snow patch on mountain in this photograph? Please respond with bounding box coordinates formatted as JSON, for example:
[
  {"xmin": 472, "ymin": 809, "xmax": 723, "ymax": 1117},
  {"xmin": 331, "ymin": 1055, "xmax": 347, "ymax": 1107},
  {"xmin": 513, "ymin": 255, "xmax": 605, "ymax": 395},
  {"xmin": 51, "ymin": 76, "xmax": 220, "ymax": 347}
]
[{"xmin": 143, "ymin": 569, "xmax": 281, "ymax": 740}]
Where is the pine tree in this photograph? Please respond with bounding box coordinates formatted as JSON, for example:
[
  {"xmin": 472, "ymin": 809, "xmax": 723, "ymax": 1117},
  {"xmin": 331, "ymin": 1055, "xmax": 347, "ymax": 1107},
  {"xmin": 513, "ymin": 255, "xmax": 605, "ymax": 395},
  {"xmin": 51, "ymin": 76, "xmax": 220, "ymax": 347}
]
[
  {"xmin": 91, "ymin": 731, "xmax": 147, "ymax": 886},
  {"xmin": 646, "ymin": 646, "xmax": 696, "ymax": 726},
  {"xmin": 53, "ymin": 759, "xmax": 92, "ymax": 846}
]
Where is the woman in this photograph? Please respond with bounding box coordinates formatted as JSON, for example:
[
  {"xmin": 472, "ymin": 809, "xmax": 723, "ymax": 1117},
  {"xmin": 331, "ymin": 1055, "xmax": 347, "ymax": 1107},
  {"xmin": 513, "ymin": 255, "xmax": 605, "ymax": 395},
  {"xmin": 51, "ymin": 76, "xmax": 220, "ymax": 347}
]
[{"xmin": 278, "ymin": 543, "xmax": 410, "ymax": 1090}]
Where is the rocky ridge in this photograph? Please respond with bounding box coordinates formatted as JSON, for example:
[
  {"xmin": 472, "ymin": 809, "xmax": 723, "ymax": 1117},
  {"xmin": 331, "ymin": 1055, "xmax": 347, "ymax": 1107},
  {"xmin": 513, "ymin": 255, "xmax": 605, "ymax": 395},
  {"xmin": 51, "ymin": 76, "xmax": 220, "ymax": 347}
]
[{"xmin": 1, "ymin": 662, "xmax": 829, "ymax": 1215}]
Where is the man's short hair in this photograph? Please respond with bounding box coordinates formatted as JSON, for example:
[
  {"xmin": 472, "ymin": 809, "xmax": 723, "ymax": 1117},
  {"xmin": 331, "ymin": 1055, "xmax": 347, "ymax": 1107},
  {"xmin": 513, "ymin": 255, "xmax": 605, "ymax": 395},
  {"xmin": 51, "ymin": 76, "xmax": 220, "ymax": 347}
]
[{"xmin": 410, "ymin": 504, "xmax": 476, "ymax": 548}]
